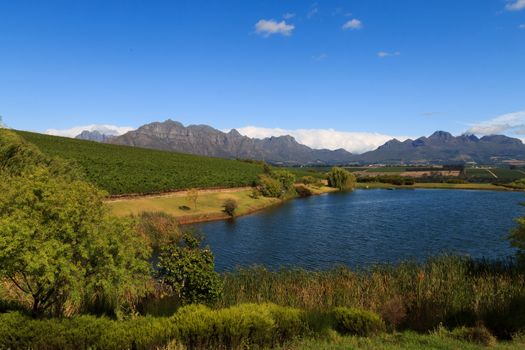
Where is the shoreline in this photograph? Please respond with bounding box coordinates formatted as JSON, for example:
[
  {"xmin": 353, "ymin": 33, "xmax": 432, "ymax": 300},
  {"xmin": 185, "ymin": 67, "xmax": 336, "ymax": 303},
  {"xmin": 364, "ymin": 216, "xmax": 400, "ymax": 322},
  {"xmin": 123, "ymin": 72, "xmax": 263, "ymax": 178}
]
[
  {"xmin": 107, "ymin": 185, "xmax": 337, "ymax": 225},
  {"xmin": 107, "ymin": 182, "xmax": 521, "ymax": 225}
]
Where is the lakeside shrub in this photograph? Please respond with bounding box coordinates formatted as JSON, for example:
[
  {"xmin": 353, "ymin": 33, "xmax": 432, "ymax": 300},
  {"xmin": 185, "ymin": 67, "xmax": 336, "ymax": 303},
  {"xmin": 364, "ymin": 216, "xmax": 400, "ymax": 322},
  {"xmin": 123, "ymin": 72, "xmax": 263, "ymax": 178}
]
[
  {"xmin": 136, "ymin": 211, "xmax": 182, "ymax": 249},
  {"xmin": 295, "ymin": 185, "xmax": 313, "ymax": 197},
  {"xmin": 327, "ymin": 167, "xmax": 355, "ymax": 190},
  {"xmin": 258, "ymin": 174, "xmax": 283, "ymax": 198},
  {"xmin": 332, "ymin": 307, "xmax": 385, "ymax": 336},
  {"xmin": 450, "ymin": 325, "xmax": 497, "ymax": 346},
  {"xmin": 223, "ymin": 199, "xmax": 238, "ymax": 217}
]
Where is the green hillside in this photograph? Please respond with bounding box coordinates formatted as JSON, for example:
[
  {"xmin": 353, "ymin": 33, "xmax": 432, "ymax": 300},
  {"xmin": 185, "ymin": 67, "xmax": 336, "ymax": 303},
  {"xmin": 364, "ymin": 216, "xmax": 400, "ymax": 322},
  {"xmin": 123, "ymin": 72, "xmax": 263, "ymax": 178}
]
[{"xmin": 15, "ymin": 131, "xmax": 263, "ymax": 195}]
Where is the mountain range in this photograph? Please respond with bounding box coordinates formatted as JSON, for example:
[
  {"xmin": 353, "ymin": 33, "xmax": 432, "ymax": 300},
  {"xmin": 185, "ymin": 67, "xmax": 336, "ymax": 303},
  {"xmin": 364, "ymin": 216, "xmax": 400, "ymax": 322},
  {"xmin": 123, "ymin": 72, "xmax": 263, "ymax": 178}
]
[{"xmin": 75, "ymin": 120, "xmax": 525, "ymax": 165}]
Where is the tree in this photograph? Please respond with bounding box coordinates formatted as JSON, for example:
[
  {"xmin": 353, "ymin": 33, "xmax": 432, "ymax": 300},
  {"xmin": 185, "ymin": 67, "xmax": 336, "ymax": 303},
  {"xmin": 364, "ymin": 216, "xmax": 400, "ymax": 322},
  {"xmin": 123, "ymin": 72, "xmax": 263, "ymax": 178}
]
[
  {"xmin": 187, "ymin": 188, "xmax": 199, "ymax": 209},
  {"xmin": 258, "ymin": 174, "xmax": 283, "ymax": 198},
  {"xmin": 0, "ymin": 168, "xmax": 151, "ymax": 317},
  {"xmin": 509, "ymin": 217, "xmax": 525, "ymax": 265},
  {"xmin": 223, "ymin": 199, "xmax": 238, "ymax": 217},
  {"xmin": 156, "ymin": 232, "xmax": 222, "ymax": 305},
  {"xmin": 327, "ymin": 167, "xmax": 356, "ymax": 190},
  {"xmin": 272, "ymin": 169, "xmax": 296, "ymax": 193}
]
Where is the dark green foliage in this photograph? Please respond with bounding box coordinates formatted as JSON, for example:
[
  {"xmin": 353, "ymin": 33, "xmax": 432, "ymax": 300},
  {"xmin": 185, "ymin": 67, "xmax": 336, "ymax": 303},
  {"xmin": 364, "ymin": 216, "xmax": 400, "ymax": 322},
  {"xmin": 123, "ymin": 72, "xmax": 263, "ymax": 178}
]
[
  {"xmin": 16, "ymin": 130, "xmax": 264, "ymax": 195},
  {"xmin": 358, "ymin": 175, "xmax": 414, "ymax": 186},
  {"xmin": 223, "ymin": 199, "xmax": 238, "ymax": 217},
  {"xmin": 509, "ymin": 218, "xmax": 525, "ymax": 265},
  {"xmin": 0, "ymin": 311, "xmax": 174, "ymax": 350},
  {"xmin": 327, "ymin": 167, "xmax": 356, "ymax": 190},
  {"xmin": 157, "ymin": 232, "xmax": 222, "ymax": 305},
  {"xmin": 332, "ymin": 307, "xmax": 385, "ymax": 336}
]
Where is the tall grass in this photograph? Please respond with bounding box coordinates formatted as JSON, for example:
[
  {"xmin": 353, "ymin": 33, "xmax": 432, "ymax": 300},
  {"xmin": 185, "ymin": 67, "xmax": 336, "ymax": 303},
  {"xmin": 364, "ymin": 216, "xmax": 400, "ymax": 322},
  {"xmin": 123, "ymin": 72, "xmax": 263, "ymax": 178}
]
[{"xmin": 218, "ymin": 256, "xmax": 525, "ymax": 337}]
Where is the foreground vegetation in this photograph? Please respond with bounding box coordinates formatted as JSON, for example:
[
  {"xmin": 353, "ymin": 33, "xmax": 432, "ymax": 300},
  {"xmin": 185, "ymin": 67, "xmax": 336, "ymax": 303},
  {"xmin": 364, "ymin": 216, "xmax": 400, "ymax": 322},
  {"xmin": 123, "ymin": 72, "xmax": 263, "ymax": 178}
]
[
  {"xmin": 16, "ymin": 130, "xmax": 264, "ymax": 195},
  {"xmin": 2, "ymin": 129, "xmax": 525, "ymax": 349}
]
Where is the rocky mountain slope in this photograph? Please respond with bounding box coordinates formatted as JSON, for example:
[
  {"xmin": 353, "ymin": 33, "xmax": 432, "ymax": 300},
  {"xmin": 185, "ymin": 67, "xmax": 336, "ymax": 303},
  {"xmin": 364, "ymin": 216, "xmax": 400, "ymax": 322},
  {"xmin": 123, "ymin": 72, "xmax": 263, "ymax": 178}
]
[
  {"xmin": 108, "ymin": 120, "xmax": 354, "ymax": 165},
  {"xmin": 354, "ymin": 131, "xmax": 525, "ymax": 164}
]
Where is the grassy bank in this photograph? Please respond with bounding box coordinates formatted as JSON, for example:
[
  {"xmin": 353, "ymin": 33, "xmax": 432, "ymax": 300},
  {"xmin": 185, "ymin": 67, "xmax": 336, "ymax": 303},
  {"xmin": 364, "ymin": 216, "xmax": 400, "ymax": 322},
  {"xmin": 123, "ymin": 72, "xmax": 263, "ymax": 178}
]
[
  {"xmin": 107, "ymin": 185, "xmax": 336, "ymax": 224},
  {"xmin": 286, "ymin": 331, "xmax": 525, "ymax": 350},
  {"xmin": 356, "ymin": 182, "xmax": 516, "ymax": 191}
]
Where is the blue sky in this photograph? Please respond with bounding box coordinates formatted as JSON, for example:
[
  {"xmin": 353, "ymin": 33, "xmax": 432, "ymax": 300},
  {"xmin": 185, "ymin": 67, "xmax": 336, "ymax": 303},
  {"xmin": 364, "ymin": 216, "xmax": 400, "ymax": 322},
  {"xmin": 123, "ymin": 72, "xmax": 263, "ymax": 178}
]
[{"xmin": 1, "ymin": 0, "xmax": 525, "ymax": 152}]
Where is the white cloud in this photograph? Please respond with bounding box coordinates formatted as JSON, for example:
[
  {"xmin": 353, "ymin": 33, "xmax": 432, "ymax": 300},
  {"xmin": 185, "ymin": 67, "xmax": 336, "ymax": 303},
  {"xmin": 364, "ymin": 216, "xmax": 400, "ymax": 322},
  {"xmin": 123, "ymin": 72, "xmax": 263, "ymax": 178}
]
[
  {"xmin": 255, "ymin": 19, "xmax": 295, "ymax": 37},
  {"xmin": 466, "ymin": 110, "xmax": 525, "ymax": 135},
  {"xmin": 342, "ymin": 19, "xmax": 363, "ymax": 30},
  {"xmin": 506, "ymin": 0, "xmax": 525, "ymax": 11},
  {"xmin": 283, "ymin": 13, "xmax": 295, "ymax": 19},
  {"xmin": 377, "ymin": 51, "xmax": 400, "ymax": 58},
  {"xmin": 234, "ymin": 126, "xmax": 411, "ymax": 154},
  {"xmin": 46, "ymin": 124, "xmax": 135, "ymax": 138}
]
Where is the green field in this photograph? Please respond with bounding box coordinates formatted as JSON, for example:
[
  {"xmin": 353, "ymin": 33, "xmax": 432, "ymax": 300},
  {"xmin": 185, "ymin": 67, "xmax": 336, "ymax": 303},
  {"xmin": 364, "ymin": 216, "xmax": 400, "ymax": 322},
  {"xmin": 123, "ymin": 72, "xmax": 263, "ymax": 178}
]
[{"xmin": 16, "ymin": 131, "xmax": 264, "ymax": 195}]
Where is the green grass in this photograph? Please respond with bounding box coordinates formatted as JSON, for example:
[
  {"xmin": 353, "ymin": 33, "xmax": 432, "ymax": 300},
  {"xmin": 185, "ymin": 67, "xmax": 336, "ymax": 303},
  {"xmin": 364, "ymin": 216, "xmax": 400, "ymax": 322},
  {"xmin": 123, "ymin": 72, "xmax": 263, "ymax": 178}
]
[
  {"xmin": 16, "ymin": 131, "xmax": 264, "ymax": 195},
  {"xmin": 491, "ymin": 168, "xmax": 525, "ymax": 180},
  {"xmin": 286, "ymin": 331, "xmax": 525, "ymax": 350}
]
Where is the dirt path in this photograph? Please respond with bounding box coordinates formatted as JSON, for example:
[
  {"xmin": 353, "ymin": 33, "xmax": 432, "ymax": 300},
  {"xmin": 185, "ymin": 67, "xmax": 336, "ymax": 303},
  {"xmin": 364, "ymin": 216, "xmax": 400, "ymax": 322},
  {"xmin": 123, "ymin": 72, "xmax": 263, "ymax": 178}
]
[{"xmin": 106, "ymin": 186, "xmax": 253, "ymax": 202}]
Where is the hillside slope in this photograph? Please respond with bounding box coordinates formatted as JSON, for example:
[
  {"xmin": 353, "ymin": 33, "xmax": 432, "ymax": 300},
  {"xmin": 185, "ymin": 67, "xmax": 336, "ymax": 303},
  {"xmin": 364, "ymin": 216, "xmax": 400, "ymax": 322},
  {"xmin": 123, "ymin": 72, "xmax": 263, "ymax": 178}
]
[{"xmin": 16, "ymin": 131, "xmax": 263, "ymax": 195}]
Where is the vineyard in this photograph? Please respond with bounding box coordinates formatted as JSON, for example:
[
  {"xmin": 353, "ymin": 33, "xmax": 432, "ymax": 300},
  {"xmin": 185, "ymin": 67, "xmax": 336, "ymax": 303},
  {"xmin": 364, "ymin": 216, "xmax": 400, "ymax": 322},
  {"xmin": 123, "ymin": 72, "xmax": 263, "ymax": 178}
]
[{"xmin": 16, "ymin": 131, "xmax": 264, "ymax": 195}]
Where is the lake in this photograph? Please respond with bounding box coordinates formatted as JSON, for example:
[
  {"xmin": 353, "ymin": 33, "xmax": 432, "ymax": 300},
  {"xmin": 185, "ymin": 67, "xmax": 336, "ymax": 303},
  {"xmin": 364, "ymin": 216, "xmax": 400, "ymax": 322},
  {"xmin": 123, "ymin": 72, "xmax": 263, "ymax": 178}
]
[{"xmin": 197, "ymin": 189, "xmax": 524, "ymax": 271}]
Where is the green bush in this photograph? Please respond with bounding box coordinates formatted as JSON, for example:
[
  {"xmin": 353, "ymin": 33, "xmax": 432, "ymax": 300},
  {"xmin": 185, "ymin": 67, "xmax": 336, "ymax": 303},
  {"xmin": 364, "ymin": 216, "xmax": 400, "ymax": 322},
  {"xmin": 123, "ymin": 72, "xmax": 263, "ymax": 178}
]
[
  {"xmin": 0, "ymin": 312, "xmax": 173, "ymax": 350},
  {"xmin": 258, "ymin": 174, "xmax": 284, "ymax": 198},
  {"xmin": 327, "ymin": 167, "xmax": 356, "ymax": 190},
  {"xmin": 171, "ymin": 303, "xmax": 306, "ymax": 349},
  {"xmin": 331, "ymin": 307, "xmax": 385, "ymax": 336}
]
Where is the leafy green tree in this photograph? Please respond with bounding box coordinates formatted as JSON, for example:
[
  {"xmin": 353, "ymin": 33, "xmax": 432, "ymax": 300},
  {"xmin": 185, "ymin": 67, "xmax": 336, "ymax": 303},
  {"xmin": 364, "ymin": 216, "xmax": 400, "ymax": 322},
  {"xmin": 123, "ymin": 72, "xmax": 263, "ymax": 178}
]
[
  {"xmin": 0, "ymin": 168, "xmax": 151, "ymax": 317},
  {"xmin": 272, "ymin": 169, "xmax": 296, "ymax": 193},
  {"xmin": 327, "ymin": 167, "xmax": 356, "ymax": 190},
  {"xmin": 157, "ymin": 232, "xmax": 222, "ymax": 305}
]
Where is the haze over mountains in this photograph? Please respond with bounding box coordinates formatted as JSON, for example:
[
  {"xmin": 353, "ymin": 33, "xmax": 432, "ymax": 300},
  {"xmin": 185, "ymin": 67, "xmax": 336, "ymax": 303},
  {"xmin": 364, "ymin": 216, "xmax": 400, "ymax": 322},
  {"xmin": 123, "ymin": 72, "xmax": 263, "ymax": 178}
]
[{"xmin": 75, "ymin": 120, "xmax": 525, "ymax": 165}]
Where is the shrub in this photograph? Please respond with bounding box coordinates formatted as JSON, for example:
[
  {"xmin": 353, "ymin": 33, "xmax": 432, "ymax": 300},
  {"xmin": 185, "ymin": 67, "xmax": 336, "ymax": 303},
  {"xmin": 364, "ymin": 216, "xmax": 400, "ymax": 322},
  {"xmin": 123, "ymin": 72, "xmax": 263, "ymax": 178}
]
[
  {"xmin": 295, "ymin": 185, "xmax": 313, "ymax": 198},
  {"xmin": 157, "ymin": 232, "xmax": 223, "ymax": 305},
  {"xmin": 223, "ymin": 199, "xmax": 238, "ymax": 217},
  {"xmin": 258, "ymin": 174, "xmax": 283, "ymax": 198},
  {"xmin": 178, "ymin": 205, "xmax": 191, "ymax": 211},
  {"xmin": 136, "ymin": 211, "xmax": 182, "ymax": 249},
  {"xmin": 327, "ymin": 167, "xmax": 356, "ymax": 190},
  {"xmin": 272, "ymin": 169, "xmax": 296, "ymax": 192},
  {"xmin": 331, "ymin": 307, "xmax": 385, "ymax": 336},
  {"xmin": 451, "ymin": 325, "xmax": 497, "ymax": 346},
  {"xmin": 171, "ymin": 303, "xmax": 306, "ymax": 349}
]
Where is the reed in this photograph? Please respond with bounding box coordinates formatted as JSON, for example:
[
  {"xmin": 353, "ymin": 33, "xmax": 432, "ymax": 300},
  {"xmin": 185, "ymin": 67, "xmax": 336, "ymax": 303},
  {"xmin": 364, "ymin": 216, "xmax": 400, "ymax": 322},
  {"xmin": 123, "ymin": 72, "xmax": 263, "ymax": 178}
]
[{"xmin": 218, "ymin": 256, "xmax": 525, "ymax": 336}]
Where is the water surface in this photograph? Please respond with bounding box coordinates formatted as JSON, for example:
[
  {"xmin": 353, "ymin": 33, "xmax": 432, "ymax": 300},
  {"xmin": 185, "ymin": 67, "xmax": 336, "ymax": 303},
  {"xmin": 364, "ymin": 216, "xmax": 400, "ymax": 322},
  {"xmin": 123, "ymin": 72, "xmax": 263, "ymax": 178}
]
[{"xmin": 196, "ymin": 189, "xmax": 524, "ymax": 271}]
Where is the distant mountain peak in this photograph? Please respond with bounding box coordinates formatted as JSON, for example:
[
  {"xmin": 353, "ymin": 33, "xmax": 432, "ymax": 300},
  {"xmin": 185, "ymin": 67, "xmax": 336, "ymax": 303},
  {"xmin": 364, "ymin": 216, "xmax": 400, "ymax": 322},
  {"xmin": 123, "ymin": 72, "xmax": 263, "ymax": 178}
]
[
  {"xmin": 75, "ymin": 130, "xmax": 115, "ymax": 142},
  {"xmin": 109, "ymin": 120, "xmax": 353, "ymax": 165},
  {"xmin": 429, "ymin": 130, "xmax": 453, "ymax": 139}
]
